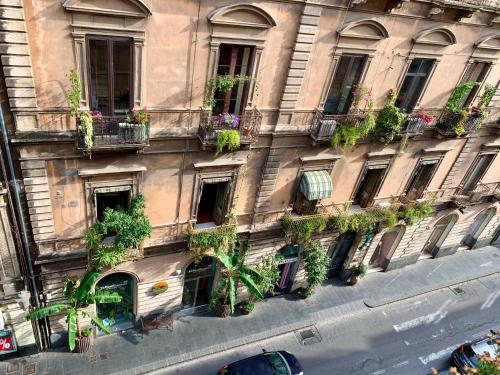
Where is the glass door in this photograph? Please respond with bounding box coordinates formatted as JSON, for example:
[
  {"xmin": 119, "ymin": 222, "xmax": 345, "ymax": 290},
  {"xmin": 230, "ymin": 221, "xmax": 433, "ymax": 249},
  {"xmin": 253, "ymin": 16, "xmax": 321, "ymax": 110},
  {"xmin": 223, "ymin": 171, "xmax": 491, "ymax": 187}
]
[
  {"xmin": 181, "ymin": 257, "xmax": 216, "ymax": 312},
  {"xmin": 328, "ymin": 231, "xmax": 357, "ymax": 278}
]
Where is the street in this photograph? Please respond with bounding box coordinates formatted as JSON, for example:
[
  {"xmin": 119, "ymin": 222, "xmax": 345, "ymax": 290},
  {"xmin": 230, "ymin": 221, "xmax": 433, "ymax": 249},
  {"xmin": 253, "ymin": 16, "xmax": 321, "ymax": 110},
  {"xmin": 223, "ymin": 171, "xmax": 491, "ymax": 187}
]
[{"xmin": 151, "ymin": 274, "xmax": 500, "ymax": 375}]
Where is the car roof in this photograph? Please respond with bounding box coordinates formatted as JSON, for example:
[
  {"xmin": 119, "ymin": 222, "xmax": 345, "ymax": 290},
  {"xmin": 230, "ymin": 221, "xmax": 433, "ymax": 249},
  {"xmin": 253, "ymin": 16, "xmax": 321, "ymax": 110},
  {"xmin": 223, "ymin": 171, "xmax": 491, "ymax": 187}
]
[
  {"xmin": 228, "ymin": 353, "xmax": 274, "ymax": 375},
  {"xmin": 471, "ymin": 339, "xmax": 498, "ymax": 358}
]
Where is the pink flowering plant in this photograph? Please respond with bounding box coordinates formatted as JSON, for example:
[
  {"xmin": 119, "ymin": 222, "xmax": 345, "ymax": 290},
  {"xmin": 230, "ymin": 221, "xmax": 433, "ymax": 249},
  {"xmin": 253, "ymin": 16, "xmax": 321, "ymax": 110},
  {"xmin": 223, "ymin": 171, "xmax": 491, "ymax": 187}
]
[
  {"xmin": 218, "ymin": 113, "xmax": 240, "ymax": 128},
  {"xmin": 416, "ymin": 109, "xmax": 436, "ymax": 125},
  {"xmin": 350, "ymin": 84, "xmax": 368, "ymax": 112},
  {"xmin": 125, "ymin": 108, "xmax": 150, "ymax": 126}
]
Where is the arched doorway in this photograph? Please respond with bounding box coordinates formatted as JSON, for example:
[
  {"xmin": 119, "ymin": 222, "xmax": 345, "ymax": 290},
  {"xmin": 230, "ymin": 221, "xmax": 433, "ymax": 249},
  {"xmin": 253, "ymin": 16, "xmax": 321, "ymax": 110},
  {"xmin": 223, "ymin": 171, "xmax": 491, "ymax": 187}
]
[
  {"xmin": 181, "ymin": 257, "xmax": 216, "ymax": 312},
  {"xmin": 369, "ymin": 226, "xmax": 405, "ymax": 270},
  {"xmin": 96, "ymin": 272, "xmax": 136, "ymax": 334},
  {"xmin": 274, "ymin": 244, "xmax": 300, "ymax": 295},
  {"xmin": 463, "ymin": 207, "xmax": 496, "ymax": 248},
  {"xmin": 421, "ymin": 214, "xmax": 459, "ymax": 258},
  {"xmin": 327, "ymin": 231, "xmax": 357, "ymax": 278},
  {"xmin": 492, "ymin": 225, "xmax": 500, "ymax": 246}
]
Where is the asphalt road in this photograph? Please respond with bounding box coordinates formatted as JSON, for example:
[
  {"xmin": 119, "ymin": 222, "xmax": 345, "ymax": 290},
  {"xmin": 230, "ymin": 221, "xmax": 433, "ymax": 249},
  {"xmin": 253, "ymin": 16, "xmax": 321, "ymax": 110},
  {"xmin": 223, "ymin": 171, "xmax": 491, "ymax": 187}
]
[{"xmin": 151, "ymin": 274, "xmax": 500, "ymax": 375}]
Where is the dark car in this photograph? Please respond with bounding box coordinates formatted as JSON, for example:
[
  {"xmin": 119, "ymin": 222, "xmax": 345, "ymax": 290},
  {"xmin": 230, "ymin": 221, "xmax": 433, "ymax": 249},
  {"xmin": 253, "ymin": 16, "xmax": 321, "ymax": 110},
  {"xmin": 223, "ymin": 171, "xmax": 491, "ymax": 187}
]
[
  {"xmin": 451, "ymin": 331, "xmax": 499, "ymax": 373},
  {"xmin": 217, "ymin": 350, "xmax": 303, "ymax": 375}
]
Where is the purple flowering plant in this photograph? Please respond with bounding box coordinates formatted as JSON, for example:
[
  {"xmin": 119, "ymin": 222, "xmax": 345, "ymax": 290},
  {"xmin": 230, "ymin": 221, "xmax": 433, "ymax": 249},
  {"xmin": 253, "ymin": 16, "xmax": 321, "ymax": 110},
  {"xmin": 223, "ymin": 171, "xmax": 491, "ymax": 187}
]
[{"xmin": 218, "ymin": 113, "xmax": 240, "ymax": 128}]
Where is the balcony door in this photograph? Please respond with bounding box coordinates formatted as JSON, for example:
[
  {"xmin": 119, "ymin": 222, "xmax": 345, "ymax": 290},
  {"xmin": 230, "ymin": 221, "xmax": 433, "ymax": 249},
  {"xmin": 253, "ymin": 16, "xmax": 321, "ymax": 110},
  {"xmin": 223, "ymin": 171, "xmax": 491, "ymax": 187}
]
[
  {"xmin": 395, "ymin": 58, "xmax": 434, "ymax": 113},
  {"xmin": 324, "ymin": 55, "xmax": 366, "ymax": 115},
  {"xmin": 88, "ymin": 37, "xmax": 133, "ymax": 116},
  {"xmin": 213, "ymin": 45, "xmax": 255, "ymax": 116},
  {"xmin": 458, "ymin": 62, "xmax": 491, "ymax": 108},
  {"xmin": 461, "ymin": 153, "xmax": 496, "ymax": 192},
  {"xmin": 353, "ymin": 165, "xmax": 388, "ymax": 208},
  {"xmin": 406, "ymin": 160, "xmax": 439, "ymax": 200}
]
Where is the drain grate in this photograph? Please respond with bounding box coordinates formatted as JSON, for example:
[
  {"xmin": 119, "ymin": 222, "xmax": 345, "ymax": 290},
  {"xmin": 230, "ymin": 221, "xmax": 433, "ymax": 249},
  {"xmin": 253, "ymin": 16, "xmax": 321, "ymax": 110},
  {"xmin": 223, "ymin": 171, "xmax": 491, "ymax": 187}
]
[
  {"xmin": 295, "ymin": 325, "xmax": 322, "ymax": 346},
  {"xmin": 23, "ymin": 364, "xmax": 36, "ymax": 375},
  {"xmin": 7, "ymin": 363, "xmax": 19, "ymax": 374},
  {"xmin": 451, "ymin": 286, "xmax": 465, "ymax": 296}
]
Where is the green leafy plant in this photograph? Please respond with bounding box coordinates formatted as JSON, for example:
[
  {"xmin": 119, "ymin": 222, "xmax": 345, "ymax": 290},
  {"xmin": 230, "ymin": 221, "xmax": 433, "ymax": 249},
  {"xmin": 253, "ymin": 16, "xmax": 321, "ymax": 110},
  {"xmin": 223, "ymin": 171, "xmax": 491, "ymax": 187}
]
[
  {"xmin": 397, "ymin": 200, "xmax": 433, "ymax": 226},
  {"xmin": 330, "ymin": 122, "xmax": 364, "ymax": 151},
  {"xmin": 477, "ymin": 83, "xmax": 496, "ymax": 109},
  {"xmin": 67, "ymin": 69, "xmax": 81, "ymax": 117},
  {"xmin": 452, "ymin": 109, "xmax": 469, "ymax": 137},
  {"xmin": 241, "ymin": 301, "xmax": 255, "ymax": 314},
  {"xmin": 351, "ymin": 263, "xmax": 367, "ymax": 278},
  {"xmin": 204, "ymin": 75, "xmax": 252, "ymax": 108},
  {"xmin": 78, "ymin": 111, "xmax": 93, "ymax": 149},
  {"xmin": 185, "ymin": 216, "xmax": 238, "ymax": 263},
  {"xmin": 26, "ymin": 269, "xmax": 121, "ymax": 352},
  {"xmin": 252, "ymin": 253, "xmax": 284, "ymax": 298},
  {"xmin": 281, "ymin": 212, "xmax": 326, "ymax": 243},
  {"xmin": 301, "ymin": 240, "xmax": 329, "ymax": 297},
  {"xmin": 446, "ymin": 82, "xmax": 477, "ymax": 113},
  {"xmin": 209, "ymin": 245, "xmax": 263, "ymax": 315},
  {"xmin": 374, "ymin": 90, "xmax": 404, "ymax": 143},
  {"xmin": 360, "ymin": 98, "xmax": 376, "ymax": 136},
  {"xmin": 84, "ymin": 195, "xmax": 152, "ymax": 268},
  {"xmin": 125, "ymin": 108, "xmax": 150, "ymax": 125},
  {"xmin": 215, "ymin": 130, "xmax": 240, "ymax": 156}
]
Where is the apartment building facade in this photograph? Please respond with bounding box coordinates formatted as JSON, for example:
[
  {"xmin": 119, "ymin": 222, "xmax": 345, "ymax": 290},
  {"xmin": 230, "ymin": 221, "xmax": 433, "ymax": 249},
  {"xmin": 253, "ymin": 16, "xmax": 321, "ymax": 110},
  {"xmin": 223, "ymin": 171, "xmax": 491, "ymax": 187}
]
[{"xmin": 0, "ymin": 0, "xmax": 499, "ymax": 344}]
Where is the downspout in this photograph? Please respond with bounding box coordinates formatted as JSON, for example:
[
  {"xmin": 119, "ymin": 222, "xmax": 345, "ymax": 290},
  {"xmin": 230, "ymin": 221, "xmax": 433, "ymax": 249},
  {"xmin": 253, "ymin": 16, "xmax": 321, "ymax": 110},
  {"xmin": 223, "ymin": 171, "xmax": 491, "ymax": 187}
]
[{"xmin": 0, "ymin": 108, "xmax": 40, "ymax": 310}]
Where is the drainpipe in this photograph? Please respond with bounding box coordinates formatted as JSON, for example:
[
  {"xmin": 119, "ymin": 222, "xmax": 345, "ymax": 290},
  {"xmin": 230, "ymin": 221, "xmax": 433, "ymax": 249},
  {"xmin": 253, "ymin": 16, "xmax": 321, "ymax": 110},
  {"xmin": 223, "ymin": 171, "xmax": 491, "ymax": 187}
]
[{"xmin": 0, "ymin": 108, "xmax": 40, "ymax": 310}]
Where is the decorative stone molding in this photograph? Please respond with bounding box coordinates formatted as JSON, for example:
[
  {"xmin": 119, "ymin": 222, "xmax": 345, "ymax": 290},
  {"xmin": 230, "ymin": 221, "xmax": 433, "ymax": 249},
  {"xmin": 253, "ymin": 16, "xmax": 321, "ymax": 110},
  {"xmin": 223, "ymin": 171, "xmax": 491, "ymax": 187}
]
[
  {"xmin": 62, "ymin": 0, "xmax": 152, "ymax": 18},
  {"xmin": 337, "ymin": 19, "xmax": 389, "ymax": 40},
  {"xmin": 208, "ymin": 4, "xmax": 276, "ymax": 29},
  {"xmin": 0, "ymin": 188, "xmax": 20, "ymax": 282},
  {"xmin": 413, "ymin": 27, "xmax": 457, "ymax": 46},
  {"xmin": 0, "ymin": 0, "xmax": 38, "ymax": 130}
]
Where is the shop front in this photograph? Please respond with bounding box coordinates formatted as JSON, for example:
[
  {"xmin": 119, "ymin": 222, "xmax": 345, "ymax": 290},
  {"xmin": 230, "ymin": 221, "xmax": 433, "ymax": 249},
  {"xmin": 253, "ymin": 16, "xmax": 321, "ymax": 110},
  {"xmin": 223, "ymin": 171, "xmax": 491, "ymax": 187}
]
[
  {"xmin": 96, "ymin": 273, "xmax": 136, "ymax": 334},
  {"xmin": 181, "ymin": 256, "xmax": 217, "ymax": 314}
]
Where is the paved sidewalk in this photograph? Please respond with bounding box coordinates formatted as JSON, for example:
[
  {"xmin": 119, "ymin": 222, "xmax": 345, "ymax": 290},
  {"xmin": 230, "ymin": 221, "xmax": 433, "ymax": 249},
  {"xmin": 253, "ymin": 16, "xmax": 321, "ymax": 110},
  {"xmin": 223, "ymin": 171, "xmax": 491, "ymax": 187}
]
[{"xmin": 1, "ymin": 246, "xmax": 499, "ymax": 375}]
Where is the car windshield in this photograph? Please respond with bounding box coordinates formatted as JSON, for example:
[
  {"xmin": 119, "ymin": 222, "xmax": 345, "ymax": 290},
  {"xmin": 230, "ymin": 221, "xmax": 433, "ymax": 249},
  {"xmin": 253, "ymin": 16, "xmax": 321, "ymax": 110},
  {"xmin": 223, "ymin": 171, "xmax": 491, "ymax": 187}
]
[
  {"xmin": 265, "ymin": 353, "xmax": 289, "ymax": 375},
  {"xmin": 471, "ymin": 340, "xmax": 498, "ymax": 358}
]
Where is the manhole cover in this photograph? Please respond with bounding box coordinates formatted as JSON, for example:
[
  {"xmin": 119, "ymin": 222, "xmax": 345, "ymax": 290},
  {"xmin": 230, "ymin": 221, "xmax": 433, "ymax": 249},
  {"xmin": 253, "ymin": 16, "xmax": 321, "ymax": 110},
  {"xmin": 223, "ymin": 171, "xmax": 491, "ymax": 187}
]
[
  {"xmin": 100, "ymin": 352, "xmax": 108, "ymax": 361},
  {"xmin": 7, "ymin": 363, "xmax": 19, "ymax": 373},
  {"xmin": 23, "ymin": 364, "xmax": 36, "ymax": 375},
  {"xmin": 451, "ymin": 286, "xmax": 465, "ymax": 295},
  {"xmin": 295, "ymin": 326, "xmax": 322, "ymax": 346}
]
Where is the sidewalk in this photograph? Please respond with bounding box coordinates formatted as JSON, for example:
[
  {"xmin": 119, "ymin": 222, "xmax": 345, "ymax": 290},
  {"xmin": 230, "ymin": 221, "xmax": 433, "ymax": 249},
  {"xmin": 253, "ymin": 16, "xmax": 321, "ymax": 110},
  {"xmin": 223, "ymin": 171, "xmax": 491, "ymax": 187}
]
[{"xmin": 1, "ymin": 246, "xmax": 499, "ymax": 375}]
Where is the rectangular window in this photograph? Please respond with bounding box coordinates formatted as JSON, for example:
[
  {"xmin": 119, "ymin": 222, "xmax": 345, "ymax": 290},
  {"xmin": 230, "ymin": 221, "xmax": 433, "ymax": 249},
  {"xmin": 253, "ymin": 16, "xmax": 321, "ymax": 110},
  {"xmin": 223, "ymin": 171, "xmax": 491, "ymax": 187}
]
[
  {"xmin": 395, "ymin": 58, "xmax": 435, "ymax": 113},
  {"xmin": 95, "ymin": 190, "xmax": 130, "ymax": 221},
  {"xmin": 353, "ymin": 165, "xmax": 388, "ymax": 208},
  {"xmin": 292, "ymin": 191, "xmax": 317, "ymax": 216},
  {"xmin": 88, "ymin": 37, "xmax": 132, "ymax": 116},
  {"xmin": 324, "ymin": 55, "xmax": 366, "ymax": 115},
  {"xmin": 213, "ymin": 45, "xmax": 254, "ymax": 115},
  {"xmin": 406, "ymin": 160, "xmax": 439, "ymax": 200},
  {"xmin": 462, "ymin": 153, "xmax": 496, "ymax": 192},
  {"xmin": 458, "ymin": 62, "xmax": 491, "ymax": 108},
  {"xmin": 196, "ymin": 181, "xmax": 231, "ymax": 226}
]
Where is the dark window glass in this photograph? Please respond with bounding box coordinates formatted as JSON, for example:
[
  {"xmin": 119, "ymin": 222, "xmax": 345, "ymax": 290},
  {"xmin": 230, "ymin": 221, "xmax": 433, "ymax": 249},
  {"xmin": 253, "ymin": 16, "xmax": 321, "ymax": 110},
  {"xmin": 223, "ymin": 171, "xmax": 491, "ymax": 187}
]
[
  {"xmin": 213, "ymin": 45, "xmax": 254, "ymax": 115},
  {"xmin": 458, "ymin": 62, "xmax": 491, "ymax": 108},
  {"xmin": 353, "ymin": 167, "xmax": 387, "ymax": 208},
  {"xmin": 324, "ymin": 55, "xmax": 366, "ymax": 115},
  {"xmin": 395, "ymin": 58, "xmax": 435, "ymax": 113},
  {"xmin": 196, "ymin": 181, "xmax": 230, "ymax": 225},
  {"xmin": 88, "ymin": 38, "xmax": 132, "ymax": 116},
  {"xmin": 406, "ymin": 161, "xmax": 438, "ymax": 199},
  {"xmin": 96, "ymin": 190, "xmax": 130, "ymax": 221},
  {"xmin": 462, "ymin": 154, "xmax": 495, "ymax": 191}
]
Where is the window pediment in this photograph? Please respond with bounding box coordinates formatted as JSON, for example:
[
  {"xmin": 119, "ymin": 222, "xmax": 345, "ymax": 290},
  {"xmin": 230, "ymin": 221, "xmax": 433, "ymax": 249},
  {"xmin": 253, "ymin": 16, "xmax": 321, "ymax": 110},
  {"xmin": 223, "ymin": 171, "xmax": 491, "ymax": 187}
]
[
  {"xmin": 475, "ymin": 35, "xmax": 500, "ymax": 51},
  {"xmin": 62, "ymin": 0, "xmax": 152, "ymax": 18},
  {"xmin": 338, "ymin": 19, "xmax": 389, "ymax": 40},
  {"xmin": 413, "ymin": 28, "xmax": 456, "ymax": 46},
  {"xmin": 208, "ymin": 4, "xmax": 277, "ymax": 29}
]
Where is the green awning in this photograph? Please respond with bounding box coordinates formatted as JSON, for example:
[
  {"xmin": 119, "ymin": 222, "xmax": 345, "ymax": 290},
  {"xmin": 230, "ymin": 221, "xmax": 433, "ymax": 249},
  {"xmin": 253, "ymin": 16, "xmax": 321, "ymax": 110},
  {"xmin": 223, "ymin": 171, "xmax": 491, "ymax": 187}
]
[{"xmin": 299, "ymin": 170, "xmax": 332, "ymax": 200}]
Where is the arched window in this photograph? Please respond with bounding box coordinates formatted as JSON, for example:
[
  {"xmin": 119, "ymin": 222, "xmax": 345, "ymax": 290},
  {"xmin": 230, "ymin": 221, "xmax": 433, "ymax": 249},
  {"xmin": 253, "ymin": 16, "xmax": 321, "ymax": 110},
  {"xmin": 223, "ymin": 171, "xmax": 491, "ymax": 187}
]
[
  {"xmin": 369, "ymin": 225, "xmax": 405, "ymax": 270},
  {"xmin": 463, "ymin": 207, "xmax": 496, "ymax": 248},
  {"xmin": 421, "ymin": 214, "xmax": 459, "ymax": 258}
]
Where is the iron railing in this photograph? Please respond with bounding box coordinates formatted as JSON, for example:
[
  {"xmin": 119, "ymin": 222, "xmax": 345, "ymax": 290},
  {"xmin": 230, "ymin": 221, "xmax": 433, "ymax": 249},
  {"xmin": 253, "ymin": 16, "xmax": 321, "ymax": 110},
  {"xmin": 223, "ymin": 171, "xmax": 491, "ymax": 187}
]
[
  {"xmin": 76, "ymin": 116, "xmax": 150, "ymax": 150},
  {"xmin": 399, "ymin": 113, "xmax": 428, "ymax": 134},
  {"xmin": 198, "ymin": 108, "xmax": 262, "ymax": 145},
  {"xmin": 310, "ymin": 110, "xmax": 365, "ymax": 142},
  {"xmin": 435, "ymin": 111, "xmax": 482, "ymax": 136},
  {"xmin": 452, "ymin": 182, "xmax": 499, "ymax": 207},
  {"xmin": 437, "ymin": 0, "xmax": 500, "ymax": 9}
]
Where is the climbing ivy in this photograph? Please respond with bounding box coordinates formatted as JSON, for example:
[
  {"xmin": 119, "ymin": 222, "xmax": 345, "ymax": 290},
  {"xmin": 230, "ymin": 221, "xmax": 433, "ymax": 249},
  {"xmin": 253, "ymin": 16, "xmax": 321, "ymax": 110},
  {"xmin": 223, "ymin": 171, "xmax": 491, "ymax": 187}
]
[{"xmin": 215, "ymin": 130, "xmax": 240, "ymax": 156}]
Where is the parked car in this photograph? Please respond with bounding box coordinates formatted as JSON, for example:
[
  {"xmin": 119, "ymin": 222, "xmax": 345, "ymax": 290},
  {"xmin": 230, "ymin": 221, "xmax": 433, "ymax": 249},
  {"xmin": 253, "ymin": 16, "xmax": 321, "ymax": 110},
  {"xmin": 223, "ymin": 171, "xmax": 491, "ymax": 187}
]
[
  {"xmin": 451, "ymin": 330, "xmax": 499, "ymax": 373},
  {"xmin": 217, "ymin": 350, "xmax": 303, "ymax": 375}
]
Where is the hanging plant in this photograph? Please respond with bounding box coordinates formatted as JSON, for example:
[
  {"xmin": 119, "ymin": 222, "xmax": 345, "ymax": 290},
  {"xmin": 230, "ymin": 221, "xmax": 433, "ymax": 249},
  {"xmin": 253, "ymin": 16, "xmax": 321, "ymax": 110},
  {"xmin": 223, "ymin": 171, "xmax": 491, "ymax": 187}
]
[
  {"xmin": 452, "ymin": 109, "xmax": 469, "ymax": 137},
  {"xmin": 374, "ymin": 90, "xmax": 404, "ymax": 144},
  {"xmin": 446, "ymin": 82, "xmax": 477, "ymax": 113},
  {"xmin": 477, "ymin": 83, "xmax": 496, "ymax": 109},
  {"xmin": 360, "ymin": 98, "xmax": 376, "ymax": 136},
  {"xmin": 84, "ymin": 194, "xmax": 152, "ymax": 268},
  {"xmin": 67, "ymin": 69, "xmax": 81, "ymax": 117},
  {"xmin": 204, "ymin": 74, "xmax": 253, "ymax": 109},
  {"xmin": 397, "ymin": 200, "xmax": 433, "ymax": 226},
  {"xmin": 78, "ymin": 111, "xmax": 93, "ymax": 149},
  {"xmin": 151, "ymin": 281, "xmax": 169, "ymax": 295},
  {"xmin": 281, "ymin": 212, "xmax": 326, "ymax": 243},
  {"xmin": 184, "ymin": 216, "xmax": 238, "ymax": 263},
  {"xmin": 215, "ymin": 130, "xmax": 240, "ymax": 156},
  {"xmin": 300, "ymin": 240, "xmax": 329, "ymax": 298}
]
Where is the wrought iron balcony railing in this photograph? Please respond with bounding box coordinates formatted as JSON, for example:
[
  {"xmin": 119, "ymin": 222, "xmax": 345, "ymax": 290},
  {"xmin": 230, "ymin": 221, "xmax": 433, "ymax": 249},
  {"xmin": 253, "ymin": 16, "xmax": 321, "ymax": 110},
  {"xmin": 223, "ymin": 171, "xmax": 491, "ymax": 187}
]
[
  {"xmin": 76, "ymin": 116, "xmax": 150, "ymax": 151},
  {"xmin": 399, "ymin": 113, "xmax": 429, "ymax": 135},
  {"xmin": 434, "ymin": 111, "xmax": 482, "ymax": 137},
  {"xmin": 310, "ymin": 110, "xmax": 365, "ymax": 144},
  {"xmin": 198, "ymin": 108, "xmax": 262, "ymax": 149},
  {"xmin": 451, "ymin": 182, "xmax": 499, "ymax": 207}
]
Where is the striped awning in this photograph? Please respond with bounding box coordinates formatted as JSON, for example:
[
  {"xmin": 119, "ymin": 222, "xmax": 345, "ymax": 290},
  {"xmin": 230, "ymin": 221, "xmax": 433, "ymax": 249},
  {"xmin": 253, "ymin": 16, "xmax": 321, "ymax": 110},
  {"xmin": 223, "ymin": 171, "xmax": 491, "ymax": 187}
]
[{"xmin": 299, "ymin": 170, "xmax": 332, "ymax": 200}]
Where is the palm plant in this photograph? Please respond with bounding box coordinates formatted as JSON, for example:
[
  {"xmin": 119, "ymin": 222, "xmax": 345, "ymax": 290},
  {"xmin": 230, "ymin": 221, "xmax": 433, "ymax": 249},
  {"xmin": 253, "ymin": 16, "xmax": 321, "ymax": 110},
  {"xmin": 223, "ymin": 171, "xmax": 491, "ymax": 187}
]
[
  {"xmin": 26, "ymin": 269, "xmax": 121, "ymax": 352},
  {"xmin": 209, "ymin": 246, "xmax": 263, "ymax": 317}
]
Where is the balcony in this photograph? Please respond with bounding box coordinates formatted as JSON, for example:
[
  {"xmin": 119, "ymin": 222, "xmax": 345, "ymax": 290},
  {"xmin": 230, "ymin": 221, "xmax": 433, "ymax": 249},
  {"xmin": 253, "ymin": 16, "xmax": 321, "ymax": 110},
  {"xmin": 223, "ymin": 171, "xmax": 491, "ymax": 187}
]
[
  {"xmin": 451, "ymin": 182, "xmax": 500, "ymax": 208},
  {"xmin": 198, "ymin": 108, "xmax": 262, "ymax": 150},
  {"xmin": 399, "ymin": 113, "xmax": 428, "ymax": 135},
  {"xmin": 76, "ymin": 116, "xmax": 150, "ymax": 152},
  {"xmin": 310, "ymin": 110, "xmax": 365, "ymax": 145},
  {"xmin": 434, "ymin": 111, "xmax": 482, "ymax": 137}
]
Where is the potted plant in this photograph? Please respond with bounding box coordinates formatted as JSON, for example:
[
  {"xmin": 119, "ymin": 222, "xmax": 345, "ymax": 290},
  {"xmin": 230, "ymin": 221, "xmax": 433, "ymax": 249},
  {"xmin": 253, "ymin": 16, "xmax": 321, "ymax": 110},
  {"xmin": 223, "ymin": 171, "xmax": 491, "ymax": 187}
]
[
  {"xmin": 416, "ymin": 109, "xmax": 436, "ymax": 126},
  {"xmin": 25, "ymin": 269, "xmax": 121, "ymax": 353},
  {"xmin": 374, "ymin": 90, "xmax": 404, "ymax": 143},
  {"xmin": 215, "ymin": 129, "xmax": 240, "ymax": 156},
  {"xmin": 209, "ymin": 245, "xmax": 263, "ymax": 318},
  {"xmin": 300, "ymin": 240, "xmax": 329, "ymax": 298},
  {"xmin": 151, "ymin": 281, "xmax": 169, "ymax": 295},
  {"xmin": 240, "ymin": 301, "xmax": 255, "ymax": 315},
  {"xmin": 349, "ymin": 263, "xmax": 367, "ymax": 286},
  {"xmin": 120, "ymin": 108, "xmax": 150, "ymax": 142}
]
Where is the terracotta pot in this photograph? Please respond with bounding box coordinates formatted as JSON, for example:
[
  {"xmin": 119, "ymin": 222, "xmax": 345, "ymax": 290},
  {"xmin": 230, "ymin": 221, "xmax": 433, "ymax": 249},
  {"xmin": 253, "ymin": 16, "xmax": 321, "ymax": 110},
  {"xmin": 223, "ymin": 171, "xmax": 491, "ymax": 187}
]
[
  {"xmin": 241, "ymin": 126, "xmax": 252, "ymax": 137},
  {"xmin": 75, "ymin": 335, "xmax": 93, "ymax": 353},
  {"xmin": 349, "ymin": 276, "xmax": 358, "ymax": 286},
  {"xmin": 214, "ymin": 300, "xmax": 231, "ymax": 318}
]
